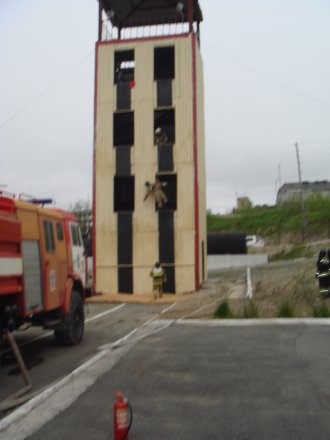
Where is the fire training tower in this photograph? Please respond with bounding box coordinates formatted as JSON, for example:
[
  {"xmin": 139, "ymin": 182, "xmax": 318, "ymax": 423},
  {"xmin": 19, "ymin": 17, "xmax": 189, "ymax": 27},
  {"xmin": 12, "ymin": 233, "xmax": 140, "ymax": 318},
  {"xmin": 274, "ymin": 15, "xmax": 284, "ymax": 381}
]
[{"xmin": 93, "ymin": 0, "xmax": 206, "ymax": 294}]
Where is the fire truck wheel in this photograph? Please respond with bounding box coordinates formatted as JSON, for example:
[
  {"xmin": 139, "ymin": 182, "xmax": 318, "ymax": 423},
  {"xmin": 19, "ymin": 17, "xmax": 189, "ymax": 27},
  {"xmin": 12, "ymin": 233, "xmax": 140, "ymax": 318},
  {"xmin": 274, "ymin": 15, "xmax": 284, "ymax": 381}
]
[{"xmin": 54, "ymin": 291, "xmax": 84, "ymax": 345}]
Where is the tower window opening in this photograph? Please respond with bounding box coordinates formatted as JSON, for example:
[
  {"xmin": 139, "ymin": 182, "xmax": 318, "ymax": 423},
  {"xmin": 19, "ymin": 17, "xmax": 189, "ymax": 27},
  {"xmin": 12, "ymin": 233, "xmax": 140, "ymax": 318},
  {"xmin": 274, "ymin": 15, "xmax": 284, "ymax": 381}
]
[
  {"xmin": 114, "ymin": 50, "xmax": 135, "ymax": 84},
  {"xmin": 114, "ymin": 111, "xmax": 134, "ymax": 146},
  {"xmin": 114, "ymin": 176, "xmax": 135, "ymax": 212},
  {"xmin": 156, "ymin": 174, "xmax": 177, "ymax": 211},
  {"xmin": 154, "ymin": 109, "xmax": 175, "ymax": 144},
  {"xmin": 154, "ymin": 47, "xmax": 175, "ymax": 80}
]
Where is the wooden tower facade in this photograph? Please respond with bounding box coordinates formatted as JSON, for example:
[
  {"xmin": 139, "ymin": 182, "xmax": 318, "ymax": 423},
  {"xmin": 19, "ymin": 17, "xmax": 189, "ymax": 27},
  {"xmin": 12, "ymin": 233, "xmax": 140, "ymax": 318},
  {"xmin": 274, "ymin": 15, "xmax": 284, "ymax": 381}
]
[{"xmin": 93, "ymin": 0, "xmax": 206, "ymax": 294}]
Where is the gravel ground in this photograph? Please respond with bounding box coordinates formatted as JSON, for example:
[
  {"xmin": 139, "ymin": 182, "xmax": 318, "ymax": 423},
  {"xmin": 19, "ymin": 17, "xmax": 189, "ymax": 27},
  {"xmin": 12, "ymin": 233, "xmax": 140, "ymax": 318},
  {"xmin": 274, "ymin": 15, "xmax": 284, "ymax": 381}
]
[{"xmin": 163, "ymin": 257, "xmax": 324, "ymax": 320}]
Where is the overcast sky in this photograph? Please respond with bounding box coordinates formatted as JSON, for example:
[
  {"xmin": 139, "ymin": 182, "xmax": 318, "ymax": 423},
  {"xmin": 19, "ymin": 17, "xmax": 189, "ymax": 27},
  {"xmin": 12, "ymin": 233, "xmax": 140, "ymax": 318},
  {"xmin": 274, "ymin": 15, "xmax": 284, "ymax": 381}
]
[{"xmin": 1, "ymin": 0, "xmax": 330, "ymax": 214}]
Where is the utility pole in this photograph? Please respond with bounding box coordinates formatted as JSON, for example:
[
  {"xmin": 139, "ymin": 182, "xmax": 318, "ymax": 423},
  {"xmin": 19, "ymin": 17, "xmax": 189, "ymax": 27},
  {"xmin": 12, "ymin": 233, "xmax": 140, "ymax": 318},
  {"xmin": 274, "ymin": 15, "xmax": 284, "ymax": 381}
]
[
  {"xmin": 278, "ymin": 164, "xmax": 282, "ymax": 188},
  {"xmin": 295, "ymin": 142, "xmax": 306, "ymax": 242},
  {"xmin": 275, "ymin": 179, "xmax": 278, "ymax": 201}
]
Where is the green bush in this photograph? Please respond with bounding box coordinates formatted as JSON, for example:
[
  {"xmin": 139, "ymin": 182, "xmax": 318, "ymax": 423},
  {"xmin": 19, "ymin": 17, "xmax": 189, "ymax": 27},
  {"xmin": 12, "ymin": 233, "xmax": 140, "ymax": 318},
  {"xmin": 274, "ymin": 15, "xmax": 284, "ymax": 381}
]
[
  {"xmin": 214, "ymin": 300, "xmax": 233, "ymax": 319},
  {"xmin": 243, "ymin": 300, "xmax": 259, "ymax": 318},
  {"xmin": 313, "ymin": 302, "xmax": 330, "ymax": 317},
  {"xmin": 277, "ymin": 301, "xmax": 295, "ymax": 318}
]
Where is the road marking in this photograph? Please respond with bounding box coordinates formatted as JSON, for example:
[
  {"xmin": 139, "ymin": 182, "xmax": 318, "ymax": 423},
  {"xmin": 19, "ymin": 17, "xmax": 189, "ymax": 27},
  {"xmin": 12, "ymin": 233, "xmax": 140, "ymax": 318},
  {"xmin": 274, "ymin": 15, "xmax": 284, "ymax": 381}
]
[
  {"xmin": 85, "ymin": 303, "xmax": 126, "ymax": 323},
  {"xmin": 0, "ymin": 344, "xmax": 131, "ymax": 439},
  {"xmin": 1, "ymin": 303, "xmax": 126, "ymax": 354},
  {"xmin": 4, "ymin": 299, "xmax": 330, "ymax": 438},
  {"xmin": 161, "ymin": 302, "xmax": 177, "ymax": 314},
  {"xmin": 98, "ymin": 327, "xmax": 139, "ymax": 350},
  {"xmin": 99, "ymin": 303, "xmax": 177, "ymax": 350},
  {"xmin": 141, "ymin": 302, "xmax": 176, "ymax": 326},
  {"xmin": 0, "ymin": 303, "xmax": 176, "ymax": 438}
]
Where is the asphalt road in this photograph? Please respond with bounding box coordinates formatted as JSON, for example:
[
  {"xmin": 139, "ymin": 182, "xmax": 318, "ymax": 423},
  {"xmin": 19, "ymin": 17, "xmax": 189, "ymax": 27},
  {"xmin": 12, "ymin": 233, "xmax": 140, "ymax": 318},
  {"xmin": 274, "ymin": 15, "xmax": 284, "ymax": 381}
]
[
  {"xmin": 3, "ymin": 316, "xmax": 330, "ymax": 440},
  {"xmin": 0, "ymin": 302, "xmax": 170, "ymax": 406}
]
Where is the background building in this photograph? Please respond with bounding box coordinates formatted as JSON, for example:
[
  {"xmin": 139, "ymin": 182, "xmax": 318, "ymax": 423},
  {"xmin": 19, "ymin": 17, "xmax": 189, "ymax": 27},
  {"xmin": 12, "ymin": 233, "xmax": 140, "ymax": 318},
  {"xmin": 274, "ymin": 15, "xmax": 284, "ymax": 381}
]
[
  {"xmin": 276, "ymin": 181, "xmax": 330, "ymax": 205},
  {"xmin": 236, "ymin": 197, "xmax": 252, "ymax": 211},
  {"xmin": 93, "ymin": 0, "xmax": 206, "ymax": 294}
]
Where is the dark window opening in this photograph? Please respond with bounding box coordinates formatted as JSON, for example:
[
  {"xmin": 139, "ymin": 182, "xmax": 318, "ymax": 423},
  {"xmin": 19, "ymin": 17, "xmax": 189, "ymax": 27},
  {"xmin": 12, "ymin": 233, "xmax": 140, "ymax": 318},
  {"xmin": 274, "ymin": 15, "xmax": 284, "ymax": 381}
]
[
  {"xmin": 158, "ymin": 212, "xmax": 174, "ymax": 263},
  {"xmin": 163, "ymin": 265, "xmax": 175, "ymax": 293},
  {"xmin": 56, "ymin": 222, "xmax": 64, "ymax": 241},
  {"xmin": 116, "ymin": 146, "xmax": 131, "ymax": 176},
  {"xmin": 114, "ymin": 50, "xmax": 135, "ymax": 84},
  {"xmin": 117, "ymin": 83, "xmax": 131, "ymax": 110},
  {"xmin": 114, "ymin": 176, "xmax": 135, "ymax": 212},
  {"xmin": 154, "ymin": 109, "xmax": 175, "ymax": 144},
  {"xmin": 114, "ymin": 112, "xmax": 134, "ymax": 146},
  {"xmin": 118, "ymin": 267, "xmax": 133, "ymax": 293},
  {"xmin": 157, "ymin": 80, "xmax": 172, "ymax": 107},
  {"xmin": 156, "ymin": 174, "xmax": 177, "ymax": 211},
  {"xmin": 43, "ymin": 220, "xmax": 55, "ymax": 252},
  {"xmin": 158, "ymin": 143, "xmax": 173, "ymax": 172},
  {"xmin": 117, "ymin": 213, "xmax": 132, "ymax": 265},
  {"xmin": 154, "ymin": 47, "xmax": 174, "ymax": 80}
]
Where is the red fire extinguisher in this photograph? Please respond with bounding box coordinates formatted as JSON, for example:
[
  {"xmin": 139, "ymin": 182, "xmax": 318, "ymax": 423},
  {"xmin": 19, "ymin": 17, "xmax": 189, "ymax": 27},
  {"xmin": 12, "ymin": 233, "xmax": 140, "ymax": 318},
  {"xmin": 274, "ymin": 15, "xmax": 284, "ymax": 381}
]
[{"xmin": 114, "ymin": 391, "xmax": 133, "ymax": 440}]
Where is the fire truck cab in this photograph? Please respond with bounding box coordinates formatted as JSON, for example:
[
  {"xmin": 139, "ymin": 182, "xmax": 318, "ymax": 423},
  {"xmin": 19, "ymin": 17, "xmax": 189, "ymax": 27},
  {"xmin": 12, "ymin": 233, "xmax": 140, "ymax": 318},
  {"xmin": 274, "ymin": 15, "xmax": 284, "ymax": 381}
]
[{"xmin": 0, "ymin": 193, "xmax": 86, "ymax": 345}]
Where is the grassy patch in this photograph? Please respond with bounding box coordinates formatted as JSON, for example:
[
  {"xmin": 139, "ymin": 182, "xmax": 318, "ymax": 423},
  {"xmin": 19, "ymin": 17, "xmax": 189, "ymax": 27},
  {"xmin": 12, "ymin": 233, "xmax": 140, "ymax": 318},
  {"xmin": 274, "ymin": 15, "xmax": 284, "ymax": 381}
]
[
  {"xmin": 291, "ymin": 272, "xmax": 316, "ymax": 306},
  {"xmin": 214, "ymin": 300, "xmax": 233, "ymax": 319},
  {"xmin": 313, "ymin": 302, "xmax": 330, "ymax": 317},
  {"xmin": 271, "ymin": 246, "xmax": 314, "ymax": 262},
  {"xmin": 243, "ymin": 300, "xmax": 259, "ymax": 318},
  {"xmin": 207, "ymin": 196, "xmax": 330, "ymax": 243},
  {"xmin": 277, "ymin": 300, "xmax": 295, "ymax": 317}
]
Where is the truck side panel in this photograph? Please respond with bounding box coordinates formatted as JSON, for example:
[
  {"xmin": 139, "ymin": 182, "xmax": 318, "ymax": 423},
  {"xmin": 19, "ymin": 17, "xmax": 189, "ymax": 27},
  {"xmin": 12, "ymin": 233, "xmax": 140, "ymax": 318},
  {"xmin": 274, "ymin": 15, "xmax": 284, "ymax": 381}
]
[
  {"xmin": 22, "ymin": 241, "xmax": 43, "ymax": 311},
  {"xmin": 0, "ymin": 214, "xmax": 22, "ymax": 296},
  {"xmin": 16, "ymin": 203, "xmax": 43, "ymax": 315}
]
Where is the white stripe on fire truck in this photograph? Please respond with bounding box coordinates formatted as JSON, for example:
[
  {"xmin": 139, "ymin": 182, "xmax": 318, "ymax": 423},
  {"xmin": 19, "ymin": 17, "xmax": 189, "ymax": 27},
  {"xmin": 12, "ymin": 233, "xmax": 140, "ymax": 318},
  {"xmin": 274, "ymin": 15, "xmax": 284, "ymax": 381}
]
[{"xmin": 0, "ymin": 257, "xmax": 23, "ymax": 276}]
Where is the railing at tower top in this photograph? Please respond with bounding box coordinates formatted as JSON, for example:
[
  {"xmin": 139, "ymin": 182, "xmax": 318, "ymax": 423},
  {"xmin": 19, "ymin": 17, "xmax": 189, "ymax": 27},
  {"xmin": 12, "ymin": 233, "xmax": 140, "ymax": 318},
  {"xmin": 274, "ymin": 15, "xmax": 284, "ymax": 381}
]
[
  {"xmin": 99, "ymin": 12, "xmax": 200, "ymax": 43},
  {"xmin": 102, "ymin": 21, "xmax": 196, "ymax": 41}
]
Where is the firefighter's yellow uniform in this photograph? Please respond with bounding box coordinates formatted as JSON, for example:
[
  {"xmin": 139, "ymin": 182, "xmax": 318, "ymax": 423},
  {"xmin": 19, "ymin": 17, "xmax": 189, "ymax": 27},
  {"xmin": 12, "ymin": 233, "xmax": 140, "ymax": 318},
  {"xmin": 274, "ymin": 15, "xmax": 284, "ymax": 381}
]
[{"xmin": 150, "ymin": 263, "xmax": 166, "ymax": 299}]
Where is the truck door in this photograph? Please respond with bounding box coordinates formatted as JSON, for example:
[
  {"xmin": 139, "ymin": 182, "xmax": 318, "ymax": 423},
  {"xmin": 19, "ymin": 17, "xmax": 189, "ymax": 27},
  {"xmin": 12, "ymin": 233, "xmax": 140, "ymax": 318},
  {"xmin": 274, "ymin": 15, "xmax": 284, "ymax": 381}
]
[
  {"xmin": 42, "ymin": 218, "xmax": 61, "ymax": 309},
  {"xmin": 69, "ymin": 222, "xmax": 86, "ymax": 287}
]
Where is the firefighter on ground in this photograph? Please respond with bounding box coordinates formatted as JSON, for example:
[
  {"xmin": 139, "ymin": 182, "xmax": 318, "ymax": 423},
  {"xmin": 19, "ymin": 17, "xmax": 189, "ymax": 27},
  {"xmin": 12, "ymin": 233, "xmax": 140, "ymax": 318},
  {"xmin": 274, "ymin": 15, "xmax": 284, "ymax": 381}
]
[
  {"xmin": 316, "ymin": 248, "xmax": 330, "ymax": 296},
  {"xmin": 150, "ymin": 262, "xmax": 167, "ymax": 299},
  {"xmin": 143, "ymin": 180, "xmax": 167, "ymax": 208}
]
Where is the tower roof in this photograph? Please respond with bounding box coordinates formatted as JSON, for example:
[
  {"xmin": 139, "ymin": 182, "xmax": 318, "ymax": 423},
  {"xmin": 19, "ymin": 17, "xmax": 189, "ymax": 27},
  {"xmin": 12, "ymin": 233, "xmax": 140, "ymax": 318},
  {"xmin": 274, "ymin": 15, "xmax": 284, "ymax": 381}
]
[{"xmin": 101, "ymin": 0, "xmax": 203, "ymax": 28}]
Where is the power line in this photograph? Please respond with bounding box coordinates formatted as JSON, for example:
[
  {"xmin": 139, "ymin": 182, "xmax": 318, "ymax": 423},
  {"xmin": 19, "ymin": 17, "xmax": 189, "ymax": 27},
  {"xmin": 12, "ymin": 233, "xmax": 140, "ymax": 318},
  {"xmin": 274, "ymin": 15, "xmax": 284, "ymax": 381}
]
[
  {"xmin": 0, "ymin": 49, "xmax": 95, "ymax": 130},
  {"xmin": 208, "ymin": 140, "xmax": 330, "ymax": 182},
  {"xmin": 208, "ymin": 147, "xmax": 295, "ymax": 173},
  {"xmin": 203, "ymin": 41, "xmax": 330, "ymax": 112}
]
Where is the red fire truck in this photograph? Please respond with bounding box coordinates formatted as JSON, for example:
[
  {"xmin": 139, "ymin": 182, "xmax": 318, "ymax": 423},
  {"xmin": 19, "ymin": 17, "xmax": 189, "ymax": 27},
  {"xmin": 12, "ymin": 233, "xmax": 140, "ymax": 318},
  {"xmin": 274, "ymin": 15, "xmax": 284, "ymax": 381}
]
[{"xmin": 0, "ymin": 193, "xmax": 87, "ymax": 345}]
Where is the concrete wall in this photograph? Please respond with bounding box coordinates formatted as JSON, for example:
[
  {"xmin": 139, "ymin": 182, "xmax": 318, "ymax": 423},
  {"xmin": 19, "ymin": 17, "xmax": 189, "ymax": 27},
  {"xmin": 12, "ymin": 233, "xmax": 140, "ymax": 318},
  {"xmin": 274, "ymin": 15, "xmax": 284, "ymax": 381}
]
[{"xmin": 207, "ymin": 254, "xmax": 268, "ymax": 271}]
